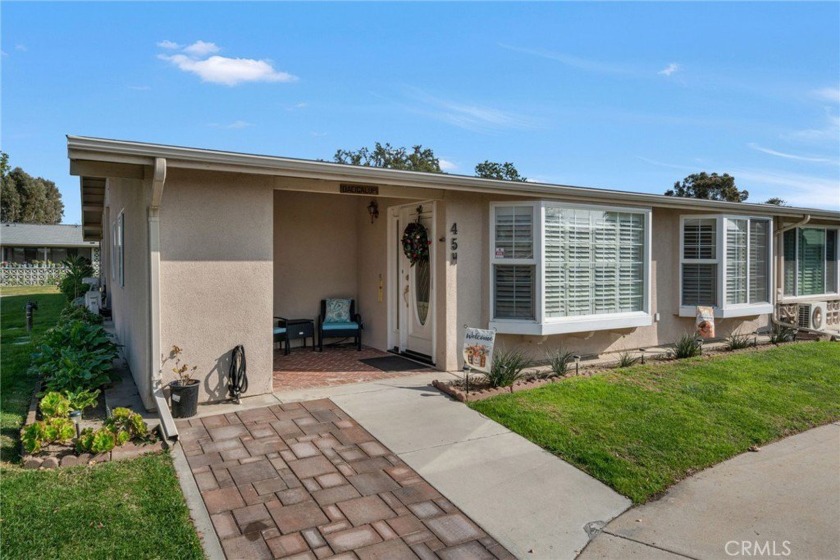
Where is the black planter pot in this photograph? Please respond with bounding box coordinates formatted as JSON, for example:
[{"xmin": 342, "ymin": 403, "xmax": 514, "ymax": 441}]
[{"xmin": 169, "ymin": 380, "xmax": 200, "ymax": 418}]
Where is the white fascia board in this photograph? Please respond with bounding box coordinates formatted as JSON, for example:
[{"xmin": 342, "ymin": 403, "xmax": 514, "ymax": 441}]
[{"xmin": 66, "ymin": 136, "xmax": 840, "ymax": 221}]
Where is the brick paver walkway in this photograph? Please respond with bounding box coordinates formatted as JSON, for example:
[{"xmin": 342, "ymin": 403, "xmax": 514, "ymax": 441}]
[
  {"xmin": 177, "ymin": 399, "xmax": 511, "ymax": 559},
  {"xmin": 274, "ymin": 348, "xmax": 432, "ymax": 392}
]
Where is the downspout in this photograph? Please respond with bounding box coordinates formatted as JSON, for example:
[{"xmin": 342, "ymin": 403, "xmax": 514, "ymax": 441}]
[{"xmin": 148, "ymin": 158, "xmax": 178, "ymax": 440}]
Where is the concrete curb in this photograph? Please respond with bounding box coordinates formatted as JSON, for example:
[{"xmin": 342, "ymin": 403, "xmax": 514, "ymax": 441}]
[{"xmin": 171, "ymin": 442, "xmax": 225, "ymax": 560}]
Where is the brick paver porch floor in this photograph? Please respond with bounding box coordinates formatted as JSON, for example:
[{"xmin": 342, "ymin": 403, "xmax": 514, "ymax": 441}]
[
  {"xmin": 274, "ymin": 347, "xmax": 433, "ymax": 393},
  {"xmin": 177, "ymin": 399, "xmax": 511, "ymax": 559}
]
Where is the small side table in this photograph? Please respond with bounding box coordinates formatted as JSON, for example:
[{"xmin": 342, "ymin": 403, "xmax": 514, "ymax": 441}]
[{"xmin": 278, "ymin": 318, "xmax": 316, "ymax": 355}]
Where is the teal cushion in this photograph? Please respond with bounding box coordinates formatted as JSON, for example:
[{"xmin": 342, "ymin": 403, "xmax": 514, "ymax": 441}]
[
  {"xmin": 322, "ymin": 321, "xmax": 359, "ymax": 331},
  {"xmin": 324, "ymin": 299, "xmax": 351, "ymax": 323},
  {"xmin": 273, "ymin": 327, "xmax": 287, "ymax": 335}
]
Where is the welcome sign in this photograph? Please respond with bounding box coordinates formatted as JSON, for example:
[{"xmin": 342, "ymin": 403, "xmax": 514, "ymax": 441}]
[{"xmin": 463, "ymin": 327, "xmax": 495, "ymax": 374}]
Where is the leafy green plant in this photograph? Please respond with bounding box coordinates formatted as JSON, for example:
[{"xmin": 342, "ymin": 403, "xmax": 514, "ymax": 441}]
[
  {"xmin": 545, "ymin": 348, "xmax": 574, "ymax": 377},
  {"xmin": 58, "ymin": 255, "xmax": 94, "ymax": 302},
  {"xmin": 29, "ymin": 319, "xmax": 118, "ymax": 392},
  {"xmin": 485, "ymin": 349, "xmax": 532, "ymax": 388},
  {"xmin": 616, "ymin": 351, "xmax": 640, "ymax": 368},
  {"xmin": 65, "ymin": 388, "xmax": 100, "ymax": 413},
  {"xmin": 59, "ymin": 303, "xmax": 103, "ymax": 325},
  {"xmin": 670, "ymin": 334, "xmax": 703, "ymax": 359},
  {"xmin": 104, "ymin": 407, "xmax": 150, "ymax": 442},
  {"xmin": 21, "ymin": 418, "xmax": 75, "ymax": 454},
  {"xmin": 90, "ymin": 429, "xmax": 116, "ymax": 454},
  {"xmin": 726, "ymin": 332, "xmax": 755, "ymax": 351},
  {"xmin": 39, "ymin": 392, "xmax": 70, "ymax": 419},
  {"xmin": 769, "ymin": 324, "xmax": 796, "ymax": 345}
]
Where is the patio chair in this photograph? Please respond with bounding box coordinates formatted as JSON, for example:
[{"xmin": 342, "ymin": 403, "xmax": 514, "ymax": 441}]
[{"xmin": 318, "ymin": 299, "xmax": 362, "ymax": 351}]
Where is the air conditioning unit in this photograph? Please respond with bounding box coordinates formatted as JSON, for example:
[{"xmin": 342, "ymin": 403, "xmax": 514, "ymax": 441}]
[{"xmin": 798, "ymin": 302, "xmax": 828, "ymax": 331}]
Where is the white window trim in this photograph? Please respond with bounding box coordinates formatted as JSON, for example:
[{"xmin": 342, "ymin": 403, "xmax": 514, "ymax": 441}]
[
  {"xmin": 780, "ymin": 225, "xmax": 840, "ymax": 301},
  {"xmin": 489, "ymin": 201, "xmax": 652, "ymax": 335},
  {"xmin": 678, "ymin": 214, "xmax": 774, "ymax": 318}
]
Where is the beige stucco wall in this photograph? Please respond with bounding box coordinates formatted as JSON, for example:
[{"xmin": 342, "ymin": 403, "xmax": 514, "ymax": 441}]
[
  {"xmin": 104, "ymin": 177, "xmax": 153, "ymax": 407},
  {"xmin": 159, "ymin": 169, "xmax": 274, "ymax": 403},
  {"xmin": 443, "ymin": 194, "xmax": 772, "ymax": 364}
]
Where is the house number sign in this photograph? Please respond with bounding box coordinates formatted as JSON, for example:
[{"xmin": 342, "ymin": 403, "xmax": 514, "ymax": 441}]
[{"xmin": 450, "ymin": 223, "xmax": 458, "ymax": 263}]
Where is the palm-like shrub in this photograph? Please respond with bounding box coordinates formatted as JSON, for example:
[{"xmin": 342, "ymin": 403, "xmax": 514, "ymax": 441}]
[
  {"xmin": 769, "ymin": 324, "xmax": 796, "ymax": 345},
  {"xmin": 726, "ymin": 332, "xmax": 755, "ymax": 350},
  {"xmin": 545, "ymin": 348, "xmax": 574, "ymax": 377},
  {"xmin": 616, "ymin": 351, "xmax": 640, "ymax": 368},
  {"xmin": 58, "ymin": 255, "xmax": 93, "ymax": 301},
  {"xmin": 485, "ymin": 349, "xmax": 532, "ymax": 388},
  {"xmin": 670, "ymin": 334, "xmax": 702, "ymax": 359}
]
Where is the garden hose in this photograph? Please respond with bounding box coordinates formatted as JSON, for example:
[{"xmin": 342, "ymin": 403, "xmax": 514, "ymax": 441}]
[{"xmin": 228, "ymin": 345, "xmax": 248, "ymax": 404}]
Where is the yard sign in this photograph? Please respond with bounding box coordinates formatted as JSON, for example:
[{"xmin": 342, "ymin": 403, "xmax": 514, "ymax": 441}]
[{"xmin": 463, "ymin": 327, "xmax": 495, "ymax": 374}]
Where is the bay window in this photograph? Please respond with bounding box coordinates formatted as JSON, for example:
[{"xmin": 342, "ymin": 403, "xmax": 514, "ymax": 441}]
[
  {"xmin": 679, "ymin": 215, "xmax": 772, "ymax": 317},
  {"xmin": 491, "ymin": 202, "xmax": 651, "ymax": 335},
  {"xmin": 783, "ymin": 227, "xmax": 839, "ymax": 297}
]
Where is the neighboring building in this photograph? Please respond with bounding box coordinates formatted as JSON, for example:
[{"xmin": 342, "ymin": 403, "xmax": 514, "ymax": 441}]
[
  {"xmin": 67, "ymin": 136, "xmax": 840, "ymax": 410},
  {"xmin": 1, "ymin": 223, "xmax": 99, "ymax": 264}
]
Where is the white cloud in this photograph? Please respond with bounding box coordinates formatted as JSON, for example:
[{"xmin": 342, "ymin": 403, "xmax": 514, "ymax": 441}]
[
  {"xmin": 183, "ymin": 40, "xmax": 220, "ymax": 57},
  {"xmin": 285, "ymin": 102, "xmax": 308, "ymax": 111},
  {"xmin": 158, "ymin": 40, "xmax": 297, "ymax": 86},
  {"xmin": 658, "ymin": 63, "xmax": 680, "ymax": 77},
  {"xmin": 128, "ymin": 85, "xmax": 151, "ymax": 91},
  {"xmin": 438, "ymin": 159, "xmax": 457, "ymax": 172},
  {"xmin": 209, "ymin": 120, "xmax": 253, "ymax": 129},
  {"xmin": 498, "ymin": 43, "xmax": 633, "ymax": 75},
  {"xmin": 310, "ymin": 131, "xmax": 328, "ymax": 137},
  {"xmin": 747, "ymin": 143, "xmax": 836, "ymax": 164},
  {"xmin": 1, "ymin": 50, "xmax": 8, "ymax": 57},
  {"xmin": 404, "ymin": 87, "xmax": 538, "ymax": 132},
  {"xmin": 733, "ymin": 169, "xmax": 840, "ymax": 209},
  {"xmin": 812, "ymin": 86, "xmax": 840, "ymax": 103},
  {"xmin": 786, "ymin": 113, "xmax": 840, "ymax": 143},
  {"xmin": 157, "ymin": 40, "xmax": 181, "ymax": 50},
  {"xmin": 15, "ymin": 44, "xmax": 27, "ymax": 52}
]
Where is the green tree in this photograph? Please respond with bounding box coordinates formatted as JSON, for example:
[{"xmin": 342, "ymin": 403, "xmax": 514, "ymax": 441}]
[
  {"xmin": 475, "ymin": 161, "xmax": 527, "ymax": 182},
  {"xmin": 1, "ymin": 154, "xmax": 65, "ymax": 224},
  {"xmin": 765, "ymin": 197, "xmax": 787, "ymax": 206},
  {"xmin": 665, "ymin": 172, "xmax": 748, "ymax": 203},
  {"xmin": 333, "ymin": 143, "xmax": 442, "ymax": 173}
]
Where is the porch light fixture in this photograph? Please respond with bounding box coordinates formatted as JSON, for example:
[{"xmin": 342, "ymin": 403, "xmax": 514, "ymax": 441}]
[{"xmin": 367, "ymin": 200, "xmax": 379, "ymax": 223}]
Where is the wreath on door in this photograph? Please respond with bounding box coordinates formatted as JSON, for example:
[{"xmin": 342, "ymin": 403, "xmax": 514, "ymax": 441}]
[{"xmin": 402, "ymin": 222, "xmax": 430, "ymax": 266}]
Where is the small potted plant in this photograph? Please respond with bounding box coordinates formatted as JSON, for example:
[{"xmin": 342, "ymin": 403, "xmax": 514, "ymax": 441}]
[{"xmin": 167, "ymin": 345, "xmax": 200, "ymax": 418}]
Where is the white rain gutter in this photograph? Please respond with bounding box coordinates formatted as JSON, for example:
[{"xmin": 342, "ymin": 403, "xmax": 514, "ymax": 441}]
[{"xmin": 148, "ymin": 158, "xmax": 178, "ymax": 440}]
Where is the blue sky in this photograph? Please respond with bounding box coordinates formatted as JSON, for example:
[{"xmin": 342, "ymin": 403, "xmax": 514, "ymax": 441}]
[{"xmin": 2, "ymin": 2, "xmax": 839, "ymax": 224}]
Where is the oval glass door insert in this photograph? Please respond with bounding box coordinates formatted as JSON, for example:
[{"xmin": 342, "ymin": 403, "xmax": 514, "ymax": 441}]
[{"xmin": 414, "ymin": 257, "xmax": 430, "ymax": 325}]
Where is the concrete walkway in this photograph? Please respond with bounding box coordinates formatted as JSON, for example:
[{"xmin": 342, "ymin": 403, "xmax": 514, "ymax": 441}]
[
  {"xmin": 274, "ymin": 372, "xmax": 631, "ymax": 560},
  {"xmin": 579, "ymin": 422, "xmax": 840, "ymax": 560}
]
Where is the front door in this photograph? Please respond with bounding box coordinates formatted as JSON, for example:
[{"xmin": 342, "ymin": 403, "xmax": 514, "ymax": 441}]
[{"xmin": 396, "ymin": 203, "xmax": 435, "ymax": 360}]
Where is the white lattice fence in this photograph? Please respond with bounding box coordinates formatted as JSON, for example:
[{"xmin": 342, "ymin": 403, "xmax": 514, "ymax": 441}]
[{"xmin": 0, "ymin": 265, "xmax": 68, "ymax": 286}]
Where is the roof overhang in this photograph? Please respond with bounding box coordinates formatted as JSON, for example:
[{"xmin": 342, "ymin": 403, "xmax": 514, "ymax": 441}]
[{"xmin": 67, "ymin": 135, "xmax": 840, "ymax": 228}]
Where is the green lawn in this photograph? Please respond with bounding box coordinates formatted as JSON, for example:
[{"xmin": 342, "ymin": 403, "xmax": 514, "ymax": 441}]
[
  {"xmin": 0, "ymin": 286, "xmax": 204, "ymax": 559},
  {"xmin": 1, "ymin": 454, "xmax": 203, "ymax": 560},
  {"xmin": 471, "ymin": 343, "xmax": 840, "ymax": 504},
  {"xmin": 1, "ymin": 285, "xmax": 65, "ymax": 463}
]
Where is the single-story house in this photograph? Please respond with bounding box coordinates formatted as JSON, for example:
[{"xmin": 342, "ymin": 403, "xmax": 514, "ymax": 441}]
[
  {"xmin": 67, "ymin": 136, "xmax": 840, "ymax": 410},
  {"xmin": 1, "ymin": 223, "xmax": 99, "ymax": 264}
]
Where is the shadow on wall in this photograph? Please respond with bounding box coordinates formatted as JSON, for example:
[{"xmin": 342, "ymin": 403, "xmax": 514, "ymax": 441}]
[{"xmin": 204, "ymin": 350, "xmax": 233, "ymax": 403}]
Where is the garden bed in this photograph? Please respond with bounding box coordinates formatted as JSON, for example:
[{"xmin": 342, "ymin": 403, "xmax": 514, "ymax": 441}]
[
  {"xmin": 433, "ymin": 339, "xmax": 813, "ymax": 402},
  {"xmin": 20, "ymin": 379, "xmax": 166, "ymax": 469}
]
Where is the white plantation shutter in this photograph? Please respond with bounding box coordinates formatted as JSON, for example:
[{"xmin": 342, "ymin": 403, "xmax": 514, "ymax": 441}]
[
  {"xmin": 749, "ymin": 220, "xmax": 770, "ymax": 303},
  {"xmin": 798, "ymin": 228, "xmax": 826, "ymax": 296},
  {"xmin": 682, "ymin": 263, "xmax": 717, "ymax": 306},
  {"xmin": 494, "ymin": 265, "xmax": 535, "ymax": 319},
  {"xmin": 726, "ymin": 219, "xmax": 748, "ymax": 304},
  {"xmin": 543, "ymin": 207, "xmax": 646, "ymax": 318},
  {"xmin": 682, "ymin": 218, "xmax": 718, "ymax": 306},
  {"xmin": 495, "ymin": 206, "xmax": 533, "ymax": 259}
]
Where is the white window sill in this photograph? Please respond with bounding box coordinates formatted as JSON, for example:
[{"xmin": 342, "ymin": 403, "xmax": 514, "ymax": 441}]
[
  {"xmin": 491, "ymin": 312, "xmax": 653, "ymax": 336},
  {"xmin": 677, "ymin": 303, "xmax": 773, "ymax": 319}
]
